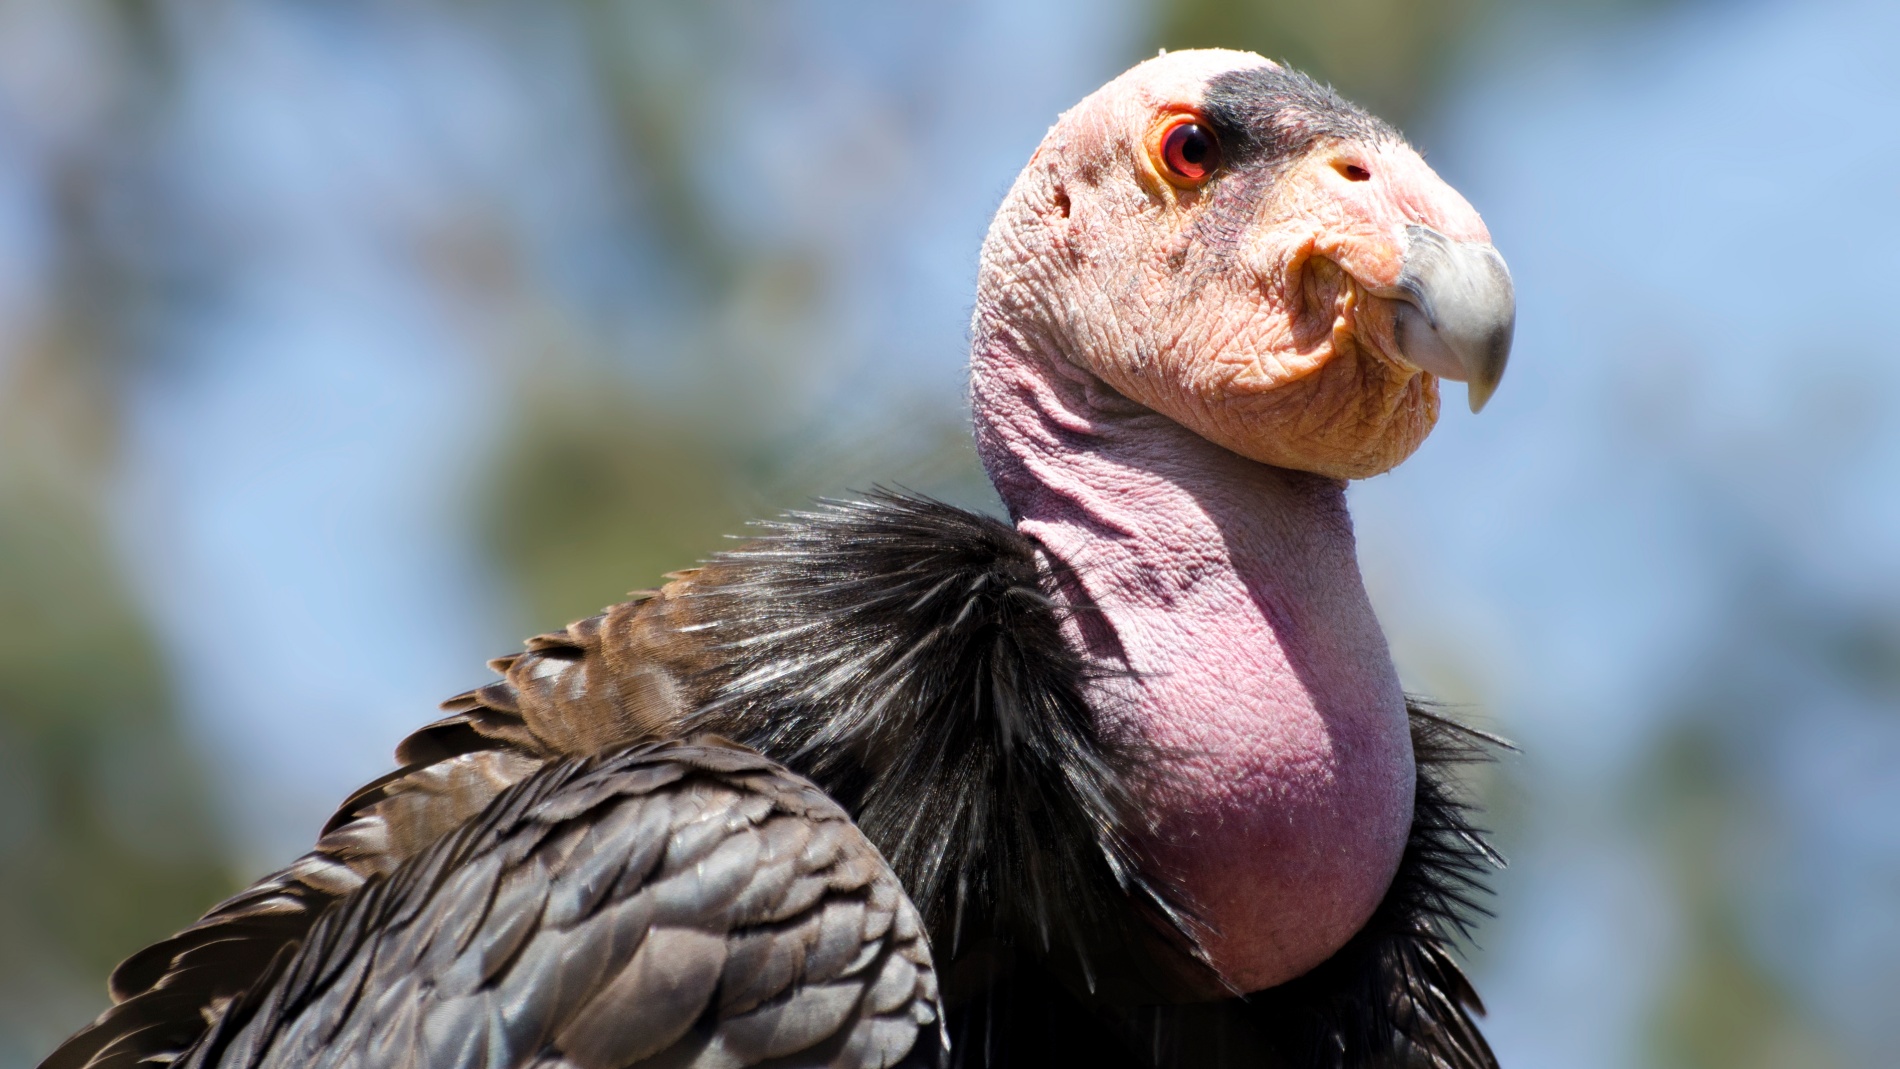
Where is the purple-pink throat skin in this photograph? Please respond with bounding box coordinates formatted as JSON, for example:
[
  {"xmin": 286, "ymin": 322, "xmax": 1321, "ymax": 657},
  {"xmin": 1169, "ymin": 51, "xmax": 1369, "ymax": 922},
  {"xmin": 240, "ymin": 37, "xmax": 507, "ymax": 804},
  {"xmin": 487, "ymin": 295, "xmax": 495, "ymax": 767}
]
[{"xmin": 969, "ymin": 50, "xmax": 1514, "ymax": 992}]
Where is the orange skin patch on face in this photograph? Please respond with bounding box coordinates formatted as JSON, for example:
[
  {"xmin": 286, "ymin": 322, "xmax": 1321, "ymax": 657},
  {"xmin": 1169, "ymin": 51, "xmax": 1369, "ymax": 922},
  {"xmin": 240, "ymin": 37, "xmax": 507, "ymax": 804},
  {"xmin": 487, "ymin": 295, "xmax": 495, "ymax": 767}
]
[
  {"xmin": 1156, "ymin": 231, "xmax": 1440, "ymax": 480},
  {"xmin": 1030, "ymin": 58, "xmax": 1492, "ymax": 479}
]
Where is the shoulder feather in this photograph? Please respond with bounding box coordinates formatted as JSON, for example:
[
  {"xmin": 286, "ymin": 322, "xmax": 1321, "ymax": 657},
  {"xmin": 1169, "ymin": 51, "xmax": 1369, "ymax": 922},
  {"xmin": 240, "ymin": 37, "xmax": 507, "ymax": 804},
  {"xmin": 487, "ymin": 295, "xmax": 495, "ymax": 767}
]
[
  {"xmin": 674, "ymin": 493, "xmax": 1215, "ymax": 999},
  {"xmin": 179, "ymin": 738, "xmax": 943, "ymax": 1069},
  {"xmin": 39, "ymin": 719, "xmax": 543, "ymax": 1069}
]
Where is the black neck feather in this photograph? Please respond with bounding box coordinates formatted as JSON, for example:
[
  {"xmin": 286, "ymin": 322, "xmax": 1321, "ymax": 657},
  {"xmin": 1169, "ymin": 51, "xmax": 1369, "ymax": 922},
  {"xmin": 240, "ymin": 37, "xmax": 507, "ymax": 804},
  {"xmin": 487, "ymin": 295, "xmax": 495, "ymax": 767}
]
[{"xmin": 678, "ymin": 491, "xmax": 1504, "ymax": 1068}]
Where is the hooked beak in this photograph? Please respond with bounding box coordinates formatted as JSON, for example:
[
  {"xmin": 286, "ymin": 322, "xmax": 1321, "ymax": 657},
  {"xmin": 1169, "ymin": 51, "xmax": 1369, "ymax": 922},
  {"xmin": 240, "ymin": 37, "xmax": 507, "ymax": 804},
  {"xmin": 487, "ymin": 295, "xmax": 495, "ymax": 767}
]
[{"xmin": 1389, "ymin": 225, "xmax": 1515, "ymax": 413}]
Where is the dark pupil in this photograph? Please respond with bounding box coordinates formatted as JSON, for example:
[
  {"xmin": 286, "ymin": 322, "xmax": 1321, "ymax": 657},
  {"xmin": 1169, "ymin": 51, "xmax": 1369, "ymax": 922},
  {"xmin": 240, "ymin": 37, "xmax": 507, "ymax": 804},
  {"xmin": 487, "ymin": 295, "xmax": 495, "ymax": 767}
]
[{"xmin": 1178, "ymin": 129, "xmax": 1207, "ymax": 163}]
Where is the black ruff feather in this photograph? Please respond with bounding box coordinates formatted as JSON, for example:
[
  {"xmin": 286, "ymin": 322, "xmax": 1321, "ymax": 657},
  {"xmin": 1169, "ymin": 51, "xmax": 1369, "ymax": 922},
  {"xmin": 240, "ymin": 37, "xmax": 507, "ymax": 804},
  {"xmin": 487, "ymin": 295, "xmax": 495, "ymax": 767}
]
[
  {"xmin": 677, "ymin": 492, "xmax": 1506, "ymax": 1068},
  {"xmin": 677, "ymin": 492, "xmax": 1213, "ymax": 1000}
]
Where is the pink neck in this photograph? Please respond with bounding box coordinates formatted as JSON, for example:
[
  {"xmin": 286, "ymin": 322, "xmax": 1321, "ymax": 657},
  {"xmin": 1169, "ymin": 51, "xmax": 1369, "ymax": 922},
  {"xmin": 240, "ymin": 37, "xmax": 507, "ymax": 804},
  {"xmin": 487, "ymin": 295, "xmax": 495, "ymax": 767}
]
[{"xmin": 971, "ymin": 322, "xmax": 1415, "ymax": 991}]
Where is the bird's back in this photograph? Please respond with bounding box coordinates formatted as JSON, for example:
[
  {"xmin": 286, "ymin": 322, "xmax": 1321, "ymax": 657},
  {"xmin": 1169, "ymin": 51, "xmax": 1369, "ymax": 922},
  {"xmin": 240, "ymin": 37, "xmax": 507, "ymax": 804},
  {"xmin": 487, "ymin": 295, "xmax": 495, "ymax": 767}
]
[{"xmin": 42, "ymin": 494, "xmax": 1500, "ymax": 1069}]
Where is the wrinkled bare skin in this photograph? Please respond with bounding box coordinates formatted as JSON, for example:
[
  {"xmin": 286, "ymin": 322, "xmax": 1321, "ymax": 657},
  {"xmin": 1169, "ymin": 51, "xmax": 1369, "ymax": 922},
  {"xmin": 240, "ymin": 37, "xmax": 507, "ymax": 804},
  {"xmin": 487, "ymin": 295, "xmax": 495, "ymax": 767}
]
[
  {"xmin": 972, "ymin": 50, "xmax": 1502, "ymax": 991},
  {"xmin": 995, "ymin": 51, "xmax": 1493, "ymax": 479}
]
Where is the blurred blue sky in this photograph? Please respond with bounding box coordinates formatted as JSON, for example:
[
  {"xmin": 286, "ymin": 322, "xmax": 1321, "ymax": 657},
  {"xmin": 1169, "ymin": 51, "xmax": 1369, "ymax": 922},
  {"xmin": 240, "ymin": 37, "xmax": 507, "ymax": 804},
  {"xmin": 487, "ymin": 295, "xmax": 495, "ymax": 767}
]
[
  {"xmin": 1360, "ymin": 1, "xmax": 1900, "ymax": 1062},
  {"xmin": 2, "ymin": 0, "xmax": 1897, "ymax": 1065},
  {"xmin": 100, "ymin": 0, "xmax": 1147, "ymax": 865}
]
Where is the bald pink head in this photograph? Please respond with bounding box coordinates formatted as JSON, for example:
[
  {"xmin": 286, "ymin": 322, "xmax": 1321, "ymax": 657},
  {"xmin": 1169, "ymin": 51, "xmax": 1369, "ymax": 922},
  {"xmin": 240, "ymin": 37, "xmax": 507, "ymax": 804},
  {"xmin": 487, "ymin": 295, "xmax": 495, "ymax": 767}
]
[
  {"xmin": 980, "ymin": 49, "xmax": 1511, "ymax": 479},
  {"xmin": 969, "ymin": 51, "xmax": 1512, "ymax": 991}
]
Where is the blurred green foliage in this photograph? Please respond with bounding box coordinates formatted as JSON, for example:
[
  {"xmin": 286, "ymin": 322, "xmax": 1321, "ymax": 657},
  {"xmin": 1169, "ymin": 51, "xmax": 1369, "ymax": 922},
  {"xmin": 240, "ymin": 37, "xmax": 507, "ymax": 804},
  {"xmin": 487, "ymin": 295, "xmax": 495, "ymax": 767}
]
[
  {"xmin": 479, "ymin": 354, "xmax": 991, "ymax": 632},
  {"xmin": 473, "ymin": 0, "xmax": 999, "ymax": 631},
  {"xmin": 1149, "ymin": 0, "xmax": 1674, "ymax": 125},
  {"xmin": 484, "ymin": 377, "xmax": 753, "ymax": 629},
  {"xmin": 1152, "ymin": 0, "xmax": 1486, "ymax": 124},
  {"xmin": 1640, "ymin": 725, "xmax": 1843, "ymax": 1069},
  {"xmin": 0, "ymin": 5, "xmax": 233, "ymax": 1056},
  {"xmin": 0, "ymin": 353, "xmax": 234, "ymax": 1059}
]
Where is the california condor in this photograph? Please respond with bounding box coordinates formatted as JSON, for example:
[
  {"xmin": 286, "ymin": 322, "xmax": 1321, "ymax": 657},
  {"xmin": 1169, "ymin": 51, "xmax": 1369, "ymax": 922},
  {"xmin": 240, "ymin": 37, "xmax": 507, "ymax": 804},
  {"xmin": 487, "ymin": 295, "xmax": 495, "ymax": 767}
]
[{"xmin": 43, "ymin": 49, "xmax": 1515, "ymax": 1069}]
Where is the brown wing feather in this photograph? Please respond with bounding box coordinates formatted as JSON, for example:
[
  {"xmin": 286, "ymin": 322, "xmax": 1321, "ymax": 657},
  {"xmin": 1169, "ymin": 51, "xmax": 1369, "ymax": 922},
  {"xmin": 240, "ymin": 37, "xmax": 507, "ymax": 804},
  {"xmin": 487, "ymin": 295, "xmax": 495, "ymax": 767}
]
[
  {"xmin": 439, "ymin": 576, "xmax": 712, "ymax": 756},
  {"xmin": 40, "ymin": 718, "xmax": 546, "ymax": 1069},
  {"xmin": 43, "ymin": 580, "xmax": 722, "ymax": 1069},
  {"xmin": 183, "ymin": 738, "xmax": 942, "ymax": 1069}
]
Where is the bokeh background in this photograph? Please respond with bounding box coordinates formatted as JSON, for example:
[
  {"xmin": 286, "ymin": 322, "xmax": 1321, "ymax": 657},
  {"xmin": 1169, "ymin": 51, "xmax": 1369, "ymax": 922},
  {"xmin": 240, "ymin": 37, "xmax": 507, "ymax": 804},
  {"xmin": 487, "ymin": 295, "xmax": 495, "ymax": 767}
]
[{"xmin": 2, "ymin": 0, "xmax": 1896, "ymax": 1065}]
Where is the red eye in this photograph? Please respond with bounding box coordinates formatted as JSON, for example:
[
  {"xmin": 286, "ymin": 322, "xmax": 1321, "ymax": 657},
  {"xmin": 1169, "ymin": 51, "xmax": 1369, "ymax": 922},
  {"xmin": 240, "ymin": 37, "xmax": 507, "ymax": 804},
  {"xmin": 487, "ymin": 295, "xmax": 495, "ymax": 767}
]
[{"xmin": 1159, "ymin": 120, "xmax": 1219, "ymax": 183}]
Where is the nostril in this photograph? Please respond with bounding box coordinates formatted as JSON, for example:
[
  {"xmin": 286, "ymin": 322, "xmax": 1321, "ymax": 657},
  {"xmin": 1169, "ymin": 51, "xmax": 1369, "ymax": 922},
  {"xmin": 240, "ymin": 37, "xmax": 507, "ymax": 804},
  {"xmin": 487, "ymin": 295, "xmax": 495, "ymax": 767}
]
[{"xmin": 1335, "ymin": 162, "xmax": 1371, "ymax": 182}]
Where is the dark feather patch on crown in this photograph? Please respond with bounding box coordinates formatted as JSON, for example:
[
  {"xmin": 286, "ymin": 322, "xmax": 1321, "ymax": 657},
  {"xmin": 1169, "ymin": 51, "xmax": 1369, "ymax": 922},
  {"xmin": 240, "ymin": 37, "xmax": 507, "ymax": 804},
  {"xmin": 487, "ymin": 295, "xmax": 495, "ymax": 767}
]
[{"xmin": 1202, "ymin": 64, "xmax": 1402, "ymax": 172}]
